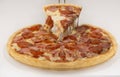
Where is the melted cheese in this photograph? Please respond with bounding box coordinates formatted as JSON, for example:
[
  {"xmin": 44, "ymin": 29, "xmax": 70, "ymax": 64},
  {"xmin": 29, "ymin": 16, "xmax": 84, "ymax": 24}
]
[
  {"xmin": 86, "ymin": 29, "xmax": 91, "ymax": 33},
  {"xmin": 25, "ymin": 39, "xmax": 34, "ymax": 44},
  {"xmin": 46, "ymin": 10, "xmax": 60, "ymax": 16},
  {"xmin": 44, "ymin": 52, "xmax": 52, "ymax": 57},
  {"xmin": 33, "ymin": 31, "xmax": 38, "ymax": 33},
  {"xmin": 50, "ymin": 56, "xmax": 61, "ymax": 61},
  {"xmin": 71, "ymin": 29, "xmax": 77, "ymax": 34},
  {"xmin": 38, "ymin": 56, "xmax": 46, "ymax": 60},
  {"xmin": 43, "ymin": 52, "xmax": 61, "ymax": 61},
  {"xmin": 16, "ymin": 33, "xmax": 22, "ymax": 37},
  {"xmin": 51, "ymin": 15, "xmax": 66, "ymax": 22},
  {"xmin": 66, "ymin": 57, "xmax": 74, "ymax": 61},
  {"xmin": 11, "ymin": 43, "xmax": 21, "ymax": 51}
]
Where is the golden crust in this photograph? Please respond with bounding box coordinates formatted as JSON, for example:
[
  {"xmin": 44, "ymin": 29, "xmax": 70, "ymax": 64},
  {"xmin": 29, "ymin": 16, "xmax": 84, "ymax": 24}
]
[{"xmin": 7, "ymin": 24, "xmax": 117, "ymax": 70}]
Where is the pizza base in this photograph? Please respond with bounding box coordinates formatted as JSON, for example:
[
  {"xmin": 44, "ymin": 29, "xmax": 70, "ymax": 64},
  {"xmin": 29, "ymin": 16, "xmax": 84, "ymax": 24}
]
[{"xmin": 7, "ymin": 24, "xmax": 117, "ymax": 70}]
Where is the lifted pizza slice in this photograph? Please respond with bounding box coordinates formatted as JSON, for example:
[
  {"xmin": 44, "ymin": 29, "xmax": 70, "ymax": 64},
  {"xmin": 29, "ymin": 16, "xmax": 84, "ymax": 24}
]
[{"xmin": 44, "ymin": 4, "xmax": 82, "ymax": 40}]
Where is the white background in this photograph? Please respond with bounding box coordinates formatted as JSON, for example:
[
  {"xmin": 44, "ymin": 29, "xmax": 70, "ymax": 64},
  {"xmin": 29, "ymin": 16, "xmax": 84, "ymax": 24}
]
[{"xmin": 0, "ymin": 0, "xmax": 120, "ymax": 77}]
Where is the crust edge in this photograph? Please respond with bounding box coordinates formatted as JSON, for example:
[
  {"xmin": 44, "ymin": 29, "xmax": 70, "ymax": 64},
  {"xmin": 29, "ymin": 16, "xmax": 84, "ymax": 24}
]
[{"xmin": 43, "ymin": 4, "xmax": 82, "ymax": 12}]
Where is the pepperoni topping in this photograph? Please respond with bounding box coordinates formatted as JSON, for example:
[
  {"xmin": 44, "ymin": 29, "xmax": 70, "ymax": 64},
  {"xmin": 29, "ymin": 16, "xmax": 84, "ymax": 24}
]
[
  {"xmin": 60, "ymin": 19, "xmax": 73, "ymax": 30},
  {"xmin": 19, "ymin": 48, "xmax": 31, "ymax": 54},
  {"xmin": 64, "ymin": 42, "xmax": 78, "ymax": 50},
  {"xmin": 80, "ymin": 53, "xmax": 87, "ymax": 57},
  {"xmin": 90, "ymin": 31, "xmax": 102, "ymax": 38},
  {"xmin": 59, "ymin": 8, "xmax": 75, "ymax": 15},
  {"xmin": 34, "ymin": 30, "xmax": 48, "ymax": 37},
  {"xmin": 59, "ymin": 6, "xmax": 80, "ymax": 17},
  {"xmin": 12, "ymin": 25, "xmax": 111, "ymax": 62},
  {"xmin": 78, "ymin": 44, "xmax": 89, "ymax": 52},
  {"xmin": 35, "ymin": 43, "xmax": 46, "ymax": 49},
  {"xmin": 22, "ymin": 29, "xmax": 34, "ymax": 39},
  {"xmin": 31, "ymin": 37, "xmax": 42, "ymax": 43},
  {"xmin": 42, "ymin": 40, "xmax": 53, "ymax": 43},
  {"xmin": 87, "ymin": 38, "xmax": 101, "ymax": 44},
  {"xmin": 13, "ymin": 36, "xmax": 24, "ymax": 43},
  {"xmin": 45, "ymin": 16, "xmax": 53, "ymax": 28},
  {"xmin": 100, "ymin": 42, "xmax": 111, "ymax": 49},
  {"xmin": 17, "ymin": 41, "xmax": 32, "ymax": 48},
  {"xmin": 46, "ymin": 6, "xmax": 58, "ymax": 12},
  {"xmin": 46, "ymin": 43, "xmax": 61, "ymax": 50},
  {"xmin": 28, "ymin": 25, "xmax": 41, "ymax": 31},
  {"xmin": 30, "ymin": 51, "xmax": 43, "ymax": 58},
  {"xmin": 76, "ymin": 25, "xmax": 90, "ymax": 34},
  {"xmin": 32, "ymin": 34, "xmax": 57, "ymax": 43},
  {"xmin": 63, "ymin": 35, "xmax": 77, "ymax": 41},
  {"xmin": 89, "ymin": 45, "xmax": 103, "ymax": 54}
]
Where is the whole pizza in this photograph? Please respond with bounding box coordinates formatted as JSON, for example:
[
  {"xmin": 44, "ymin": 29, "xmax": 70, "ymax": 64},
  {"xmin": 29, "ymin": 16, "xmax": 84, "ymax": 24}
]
[{"xmin": 7, "ymin": 4, "xmax": 117, "ymax": 70}]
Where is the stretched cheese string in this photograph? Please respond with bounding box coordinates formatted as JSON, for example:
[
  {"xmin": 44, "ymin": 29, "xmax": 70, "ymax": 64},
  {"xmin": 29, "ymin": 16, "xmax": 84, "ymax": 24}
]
[{"xmin": 58, "ymin": 0, "xmax": 66, "ymax": 4}]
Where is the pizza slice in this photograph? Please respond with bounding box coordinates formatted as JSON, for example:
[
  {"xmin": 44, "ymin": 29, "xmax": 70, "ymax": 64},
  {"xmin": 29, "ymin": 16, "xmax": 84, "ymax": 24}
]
[{"xmin": 44, "ymin": 4, "xmax": 82, "ymax": 40}]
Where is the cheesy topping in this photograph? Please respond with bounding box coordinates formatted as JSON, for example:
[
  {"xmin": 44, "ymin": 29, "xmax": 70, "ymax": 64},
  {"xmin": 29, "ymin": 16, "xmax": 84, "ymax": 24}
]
[
  {"xmin": 11, "ymin": 43, "xmax": 21, "ymax": 51},
  {"xmin": 44, "ymin": 4, "xmax": 82, "ymax": 41},
  {"xmin": 25, "ymin": 39, "xmax": 34, "ymax": 44}
]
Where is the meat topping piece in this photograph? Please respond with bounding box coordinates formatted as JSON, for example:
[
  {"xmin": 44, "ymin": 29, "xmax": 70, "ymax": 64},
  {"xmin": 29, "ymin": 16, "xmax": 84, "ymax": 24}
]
[{"xmin": 22, "ymin": 29, "xmax": 34, "ymax": 39}]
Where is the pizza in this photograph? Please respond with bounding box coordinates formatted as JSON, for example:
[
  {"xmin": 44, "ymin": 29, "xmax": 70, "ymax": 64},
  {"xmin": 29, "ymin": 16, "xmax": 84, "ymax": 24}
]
[{"xmin": 7, "ymin": 4, "xmax": 117, "ymax": 70}]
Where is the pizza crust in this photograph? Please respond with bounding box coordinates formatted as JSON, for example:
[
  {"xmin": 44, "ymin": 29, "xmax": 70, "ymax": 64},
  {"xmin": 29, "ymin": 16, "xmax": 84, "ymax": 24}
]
[
  {"xmin": 44, "ymin": 4, "xmax": 82, "ymax": 12},
  {"xmin": 7, "ymin": 24, "xmax": 117, "ymax": 70}
]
